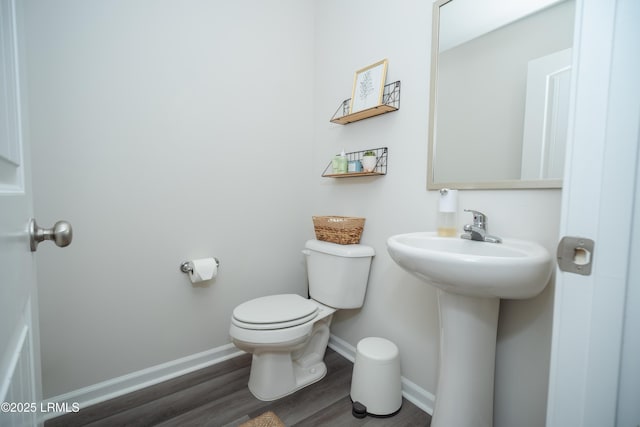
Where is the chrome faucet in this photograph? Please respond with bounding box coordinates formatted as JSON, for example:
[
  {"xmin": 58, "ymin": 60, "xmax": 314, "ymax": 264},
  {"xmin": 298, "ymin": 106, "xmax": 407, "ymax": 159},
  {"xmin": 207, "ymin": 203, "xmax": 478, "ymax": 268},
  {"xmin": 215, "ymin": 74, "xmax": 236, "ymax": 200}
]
[{"xmin": 461, "ymin": 209, "xmax": 502, "ymax": 243}]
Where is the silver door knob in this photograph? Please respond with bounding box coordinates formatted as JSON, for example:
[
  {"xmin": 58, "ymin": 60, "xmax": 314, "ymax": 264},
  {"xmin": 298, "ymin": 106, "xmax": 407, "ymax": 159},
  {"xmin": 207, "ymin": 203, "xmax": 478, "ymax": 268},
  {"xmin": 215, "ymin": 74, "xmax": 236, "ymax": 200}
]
[{"xmin": 29, "ymin": 218, "xmax": 73, "ymax": 252}]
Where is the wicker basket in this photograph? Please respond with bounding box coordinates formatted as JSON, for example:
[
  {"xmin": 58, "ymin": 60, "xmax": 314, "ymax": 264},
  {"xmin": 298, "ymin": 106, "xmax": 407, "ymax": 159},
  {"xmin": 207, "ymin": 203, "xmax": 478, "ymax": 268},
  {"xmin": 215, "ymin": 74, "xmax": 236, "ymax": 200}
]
[{"xmin": 312, "ymin": 216, "xmax": 365, "ymax": 245}]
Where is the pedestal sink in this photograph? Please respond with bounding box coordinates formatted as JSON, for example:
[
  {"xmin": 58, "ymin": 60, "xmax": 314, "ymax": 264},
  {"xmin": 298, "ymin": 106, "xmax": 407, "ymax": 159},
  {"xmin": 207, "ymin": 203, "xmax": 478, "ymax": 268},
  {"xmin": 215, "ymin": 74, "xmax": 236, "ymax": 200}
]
[{"xmin": 387, "ymin": 232, "xmax": 553, "ymax": 427}]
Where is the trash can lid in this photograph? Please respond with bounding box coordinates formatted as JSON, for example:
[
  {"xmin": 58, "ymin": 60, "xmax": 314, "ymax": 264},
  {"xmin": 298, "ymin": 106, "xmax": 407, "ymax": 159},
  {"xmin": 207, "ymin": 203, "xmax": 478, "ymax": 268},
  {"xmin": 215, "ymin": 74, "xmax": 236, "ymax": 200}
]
[{"xmin": 357, "ymin": 337, "xmax": 399, "ymax": 361}]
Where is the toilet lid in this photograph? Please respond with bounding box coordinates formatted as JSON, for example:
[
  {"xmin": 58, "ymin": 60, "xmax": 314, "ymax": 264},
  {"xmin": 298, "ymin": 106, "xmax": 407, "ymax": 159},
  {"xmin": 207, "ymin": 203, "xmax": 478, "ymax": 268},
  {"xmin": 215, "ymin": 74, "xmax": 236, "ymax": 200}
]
[{"xmin": 233, "ymin": 294, "xmax": 319, "ymax": 329}]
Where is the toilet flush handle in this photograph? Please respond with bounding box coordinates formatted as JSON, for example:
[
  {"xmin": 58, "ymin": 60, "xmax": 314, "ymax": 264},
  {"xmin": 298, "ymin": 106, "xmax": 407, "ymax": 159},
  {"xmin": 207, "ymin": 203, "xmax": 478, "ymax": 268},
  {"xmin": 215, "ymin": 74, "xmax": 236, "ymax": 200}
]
[{"xmin": 302, "ymin": 249, "xmax": 311, "ymax": 256}]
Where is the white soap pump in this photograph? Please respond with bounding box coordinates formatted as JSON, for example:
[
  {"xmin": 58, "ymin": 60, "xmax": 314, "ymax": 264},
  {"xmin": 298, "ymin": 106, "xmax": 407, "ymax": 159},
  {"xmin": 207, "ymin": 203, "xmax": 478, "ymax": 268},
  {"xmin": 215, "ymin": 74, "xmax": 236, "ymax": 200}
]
[{"xmin": 437, "ymin": 188, "xmax": 458, "ymax": 237}]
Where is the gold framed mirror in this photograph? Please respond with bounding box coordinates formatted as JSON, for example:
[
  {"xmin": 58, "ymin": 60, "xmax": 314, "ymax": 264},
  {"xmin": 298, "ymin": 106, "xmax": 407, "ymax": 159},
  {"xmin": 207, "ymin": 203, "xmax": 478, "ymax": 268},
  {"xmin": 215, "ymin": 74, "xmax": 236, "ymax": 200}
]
[{"xmin": 427, "ymin": 0, "xmax": 575, "ymax": 190}]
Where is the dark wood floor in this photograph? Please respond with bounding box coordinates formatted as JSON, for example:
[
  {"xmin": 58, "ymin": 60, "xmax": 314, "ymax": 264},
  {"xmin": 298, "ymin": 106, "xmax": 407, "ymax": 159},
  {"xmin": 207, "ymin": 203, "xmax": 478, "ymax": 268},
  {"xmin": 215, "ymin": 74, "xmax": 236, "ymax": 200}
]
[{"xmin": 45, "ymin": 348, "xmax": 430, "ymax": 426}]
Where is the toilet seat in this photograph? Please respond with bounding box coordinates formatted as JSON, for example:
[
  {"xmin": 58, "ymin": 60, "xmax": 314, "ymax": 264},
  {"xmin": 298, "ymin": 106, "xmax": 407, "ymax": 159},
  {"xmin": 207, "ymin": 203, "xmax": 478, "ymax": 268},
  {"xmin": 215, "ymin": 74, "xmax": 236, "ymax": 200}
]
[{"xmin": 232, "ymin": 294, "xmax": 319, "ymax": 330}]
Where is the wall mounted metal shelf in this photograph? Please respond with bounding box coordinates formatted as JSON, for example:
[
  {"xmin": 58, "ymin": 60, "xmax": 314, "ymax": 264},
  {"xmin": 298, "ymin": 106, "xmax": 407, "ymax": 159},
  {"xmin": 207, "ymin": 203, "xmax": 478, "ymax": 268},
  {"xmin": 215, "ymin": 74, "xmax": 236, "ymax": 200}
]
[
  {"xmin": 322, "ymin": 147, "xmax": 388, "ymax": 178},
  {"xmin": 330, "ymin": 81, "xmax": 401, "ymax": 125}
]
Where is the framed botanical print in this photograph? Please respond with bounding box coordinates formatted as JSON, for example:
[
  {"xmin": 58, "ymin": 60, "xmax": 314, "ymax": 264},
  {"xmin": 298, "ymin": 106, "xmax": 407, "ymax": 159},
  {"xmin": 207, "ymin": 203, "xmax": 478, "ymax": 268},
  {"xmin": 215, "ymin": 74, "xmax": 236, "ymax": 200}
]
[{"xmin": 349, "ymin": 59, "xmax": 388, "ymax": 114}]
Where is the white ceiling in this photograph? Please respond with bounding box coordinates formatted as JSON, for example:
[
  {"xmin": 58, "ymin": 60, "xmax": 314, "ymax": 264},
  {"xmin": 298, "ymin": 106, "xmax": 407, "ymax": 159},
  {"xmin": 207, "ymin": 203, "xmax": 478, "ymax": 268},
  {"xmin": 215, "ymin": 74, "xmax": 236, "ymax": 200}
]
[{"xmin": 438, "ymin": 0, "xmax": 565, "ymax": 52}]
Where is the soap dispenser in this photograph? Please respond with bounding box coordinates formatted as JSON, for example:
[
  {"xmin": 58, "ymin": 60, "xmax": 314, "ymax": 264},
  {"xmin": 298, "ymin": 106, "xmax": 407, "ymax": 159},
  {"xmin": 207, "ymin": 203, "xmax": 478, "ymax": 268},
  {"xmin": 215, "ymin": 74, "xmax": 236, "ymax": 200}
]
[
  {"xmin": 437, "ymin": 188, "xmax": 458, "ymax": 237},
  {"xmin": 334, "ymin": 149, "xmax": 347, "ymax": 174}
]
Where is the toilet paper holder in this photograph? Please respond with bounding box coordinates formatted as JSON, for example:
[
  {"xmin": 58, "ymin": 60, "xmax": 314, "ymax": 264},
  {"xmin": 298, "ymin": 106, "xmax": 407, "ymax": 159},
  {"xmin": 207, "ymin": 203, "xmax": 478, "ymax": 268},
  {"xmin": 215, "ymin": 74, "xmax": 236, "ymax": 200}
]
[{"xmin": 180, "ymin": 258, "xmax": 220, "ymax": 274}]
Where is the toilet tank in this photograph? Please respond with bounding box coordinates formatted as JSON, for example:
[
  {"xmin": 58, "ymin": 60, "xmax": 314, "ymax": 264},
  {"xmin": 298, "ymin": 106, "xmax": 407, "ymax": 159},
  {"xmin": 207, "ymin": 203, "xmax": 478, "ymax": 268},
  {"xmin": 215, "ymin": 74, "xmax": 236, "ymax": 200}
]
[{"xmin": 304, "ymin": 239, "xmax": 375, "ymax": 309}]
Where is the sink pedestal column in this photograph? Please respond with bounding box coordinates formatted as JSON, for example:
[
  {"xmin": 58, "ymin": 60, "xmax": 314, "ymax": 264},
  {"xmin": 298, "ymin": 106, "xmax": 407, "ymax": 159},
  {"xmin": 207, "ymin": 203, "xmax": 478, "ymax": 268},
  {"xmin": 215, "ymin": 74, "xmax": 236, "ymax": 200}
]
[{"xmin": 432, "ymin": 290, "xmax": 500, "ymax": 427}]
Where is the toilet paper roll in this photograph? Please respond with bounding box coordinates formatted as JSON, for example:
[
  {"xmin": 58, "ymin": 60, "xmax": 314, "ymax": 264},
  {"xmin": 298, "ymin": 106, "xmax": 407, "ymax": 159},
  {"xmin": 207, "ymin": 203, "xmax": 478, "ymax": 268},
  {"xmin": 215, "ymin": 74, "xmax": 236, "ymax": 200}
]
[
  {"xmin": 189, "ymin": 258, "xmax": 218, "ymax": 284},
  {"xmin": 439, "ymin": 189, "xmax": 458, "ymax": 213}
]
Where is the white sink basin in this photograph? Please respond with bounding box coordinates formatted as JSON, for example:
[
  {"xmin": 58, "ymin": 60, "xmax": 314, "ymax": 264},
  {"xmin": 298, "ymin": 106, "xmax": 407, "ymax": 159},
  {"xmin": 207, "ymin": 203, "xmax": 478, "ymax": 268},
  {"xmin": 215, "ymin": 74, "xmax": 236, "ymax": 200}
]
[{"xmin": 387, "ymin": 232, "xmax": 552, "ymax": 299}]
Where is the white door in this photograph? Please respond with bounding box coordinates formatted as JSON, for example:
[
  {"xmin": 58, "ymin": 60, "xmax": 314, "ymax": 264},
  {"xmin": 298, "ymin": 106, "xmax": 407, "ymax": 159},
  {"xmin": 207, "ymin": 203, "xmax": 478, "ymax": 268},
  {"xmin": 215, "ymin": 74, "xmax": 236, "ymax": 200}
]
[
  {"xmin": 520, "ymin": 48, "xmax": 572, "ymax": 181},
  {"xmin": 0, "ymin": 0, "xmax": 40, "ymax": 425},
  {"xmin": 546, "ymin": 0, "xmax": 640, "ymax": 425}
]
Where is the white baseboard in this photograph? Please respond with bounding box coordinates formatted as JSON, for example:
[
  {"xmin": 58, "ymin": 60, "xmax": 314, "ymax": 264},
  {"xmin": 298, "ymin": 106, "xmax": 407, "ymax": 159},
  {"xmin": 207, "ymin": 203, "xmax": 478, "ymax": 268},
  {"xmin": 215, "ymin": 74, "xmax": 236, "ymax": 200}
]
[
  {"xmin": 328, "ymin": 334, "xmax": 435, "ymax": 415},
  {"xmin": 40, "ymin": 343, "xmax": 244, "ymax": 423},
  {"xmin": 399, "ymin": 376, "xmax": 436, "ymax": 416},
  {"xmin": 327, "ymin": 334, "xmax": 357, "ymax": 363}
]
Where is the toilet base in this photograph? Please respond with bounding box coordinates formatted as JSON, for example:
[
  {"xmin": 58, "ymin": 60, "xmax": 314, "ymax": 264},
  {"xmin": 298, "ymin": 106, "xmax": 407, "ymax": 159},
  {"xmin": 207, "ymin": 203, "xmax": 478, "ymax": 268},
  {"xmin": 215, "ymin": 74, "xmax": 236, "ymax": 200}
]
[
  {"xmin": 249, "ymin": 352, "xmax": 327, "ymax": 401},
  {"xmin": 243, "ymin": 314, "xmax": 333, "ymax": 401}
]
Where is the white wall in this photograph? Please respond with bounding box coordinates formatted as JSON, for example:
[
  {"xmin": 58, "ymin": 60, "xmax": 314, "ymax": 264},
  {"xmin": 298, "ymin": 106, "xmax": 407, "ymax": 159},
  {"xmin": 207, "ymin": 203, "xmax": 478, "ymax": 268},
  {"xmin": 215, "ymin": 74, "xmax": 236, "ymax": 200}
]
[
  {"xmin": 313, "ymin": 1, "xmax": 561, "ymax": 426},
  {"xmin": 24, "ymin": 0, "xmax": 315, "ymax": 397},
  {"xmin": 25, "ymin": 1, "xmax": 562, "ymax": 426}
]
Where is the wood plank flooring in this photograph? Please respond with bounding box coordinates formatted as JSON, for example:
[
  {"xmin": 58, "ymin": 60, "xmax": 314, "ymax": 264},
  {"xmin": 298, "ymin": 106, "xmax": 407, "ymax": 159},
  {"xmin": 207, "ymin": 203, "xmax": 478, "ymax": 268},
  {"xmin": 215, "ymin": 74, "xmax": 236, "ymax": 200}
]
[{"xmin": 45, "ymin": 348, "xmax": 431, "ymax": 426}]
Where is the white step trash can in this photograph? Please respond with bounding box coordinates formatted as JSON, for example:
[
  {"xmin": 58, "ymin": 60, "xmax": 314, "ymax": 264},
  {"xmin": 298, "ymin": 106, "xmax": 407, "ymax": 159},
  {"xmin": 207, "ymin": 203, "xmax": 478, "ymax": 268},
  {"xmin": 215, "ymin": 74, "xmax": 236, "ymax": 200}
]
[{"xmin": 350, "ymin": 337, "xmax": 402, "ymax": 418}]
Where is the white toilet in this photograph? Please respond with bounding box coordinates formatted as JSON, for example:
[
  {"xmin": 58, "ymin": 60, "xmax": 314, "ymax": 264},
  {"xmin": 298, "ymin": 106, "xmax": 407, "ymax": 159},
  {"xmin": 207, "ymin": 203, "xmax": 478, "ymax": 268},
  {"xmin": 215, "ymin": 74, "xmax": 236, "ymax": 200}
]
[{"xmin": 229, "ymin": 239, "xmax": 375, "ymax": 401}]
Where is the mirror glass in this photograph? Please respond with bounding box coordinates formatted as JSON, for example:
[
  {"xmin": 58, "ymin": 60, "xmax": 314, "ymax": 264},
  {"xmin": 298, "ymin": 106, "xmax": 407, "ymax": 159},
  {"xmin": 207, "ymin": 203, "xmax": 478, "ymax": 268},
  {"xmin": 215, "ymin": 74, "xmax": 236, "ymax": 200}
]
[{"xmin": 428, "ymin": 0, "xmax": 575, "ymax": 190}]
